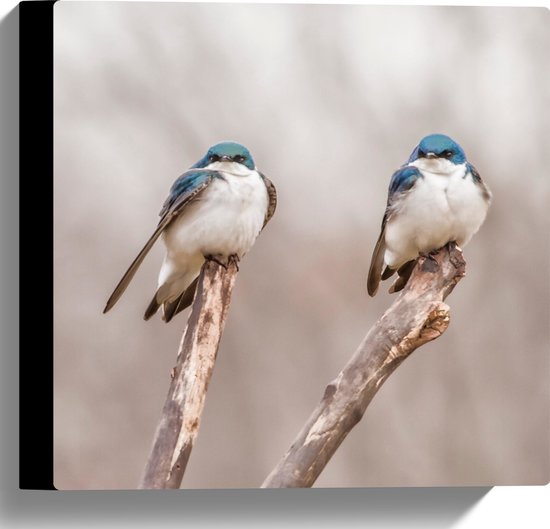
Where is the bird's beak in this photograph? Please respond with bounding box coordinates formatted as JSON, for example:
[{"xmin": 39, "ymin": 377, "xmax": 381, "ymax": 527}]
[
  {"xmin": 220, "ymin": 155, "xmax": 232, "ymax": 162},
  {"xmin": 425, "ymin": 152, "xmax": 437, "ymax": 159}
]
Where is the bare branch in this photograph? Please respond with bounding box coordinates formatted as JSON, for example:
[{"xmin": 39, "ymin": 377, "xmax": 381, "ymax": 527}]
[
  {"xmin": 262, "ymin": 244, "xmax": 466, "ymax": 488},
  {"xmin": 139, "ymin": 259, "xmax": 238, "ymax": 489}
]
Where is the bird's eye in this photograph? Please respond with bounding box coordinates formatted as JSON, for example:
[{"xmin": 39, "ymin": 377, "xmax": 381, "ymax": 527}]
[
  {"xmin": 418, "ymin": 150, "xmax": 425, "ymax": 158},
  {"xmin": 442, "ymin": 150, "xmax": 453, "ymax": 159},
  {"xmin": 210, "ymin": 154, "xmax": 219, "ymax": 162},
  {"xmin": 234, "ymin": 155, "xmax": 245, "ymax": 163}
]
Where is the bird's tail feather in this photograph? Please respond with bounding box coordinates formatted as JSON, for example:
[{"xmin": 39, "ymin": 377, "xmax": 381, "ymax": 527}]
[
  {"xmin": 367, "ymin": 230, "xmax": 387, "ymax": 297},
  {"xmin": 388, "ymin": 259, "xmax": 416, "ymax": 294},
  {"xmin": 162, "ymin": 277, "xmax": 199, "ymax": 323},
  {"xmin": 143, "ymin": 294, "xmax": 161, "ymax": 321},
  {"xmin": 143, "ymin": 277, "xmax": 199, "ymax": 322},
  {"xmin": 381, "ymin": 266, "xmax": 396, "ymax": 280}
]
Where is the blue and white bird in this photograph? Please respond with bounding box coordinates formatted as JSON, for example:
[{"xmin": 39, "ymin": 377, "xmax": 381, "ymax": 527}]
[
  {"xmin": 367, "ymin": 134, "xmax": 492, "ymax": 296},
  {"xmin": 104, "ymin": 141, "xmax": 277, "ymax": 322}
]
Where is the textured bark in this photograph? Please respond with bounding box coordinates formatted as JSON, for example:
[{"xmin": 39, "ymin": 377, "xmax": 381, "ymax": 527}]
[
  {"xmin": 139, "ymin": 259, "xmax": 238, "ymax": 489},
  {"xmin": 262, "ymin": 243, "xmax": 466, "ymax": 488}
]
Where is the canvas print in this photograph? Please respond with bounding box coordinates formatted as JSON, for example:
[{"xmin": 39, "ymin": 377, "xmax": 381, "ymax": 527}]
[{"xmin": 52, "ymin": 2, "xmax": 549, "ymax": 489}]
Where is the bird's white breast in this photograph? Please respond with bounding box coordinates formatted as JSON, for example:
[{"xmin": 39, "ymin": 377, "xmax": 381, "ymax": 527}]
[
  {"xmin": 384, "ymin": 162, "xmax": 489, "ymax": 268},
  {"xmin": 163, "ymin": 165, "xmax": 269, "ymax": 262}
]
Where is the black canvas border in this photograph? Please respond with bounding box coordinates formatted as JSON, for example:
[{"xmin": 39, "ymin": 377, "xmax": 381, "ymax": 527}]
[{"xmin": 19, "ymin": 0, "xmax": 56, "ymax": 490}]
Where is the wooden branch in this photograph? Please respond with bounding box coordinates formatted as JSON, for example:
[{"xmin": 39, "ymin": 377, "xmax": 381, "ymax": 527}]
[
  {"xmin": 261, "ymin": 244, "xmax": 466, "ymax": 488},
  {"xmin": 139, "ymin": 259, "xmax": 238, "ymax": 489}
]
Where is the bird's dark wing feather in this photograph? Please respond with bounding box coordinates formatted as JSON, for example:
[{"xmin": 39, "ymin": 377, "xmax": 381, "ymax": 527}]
[
  {"xmin": 388, "ymin": 165, "xmax": 423, "ymax": 197},
  {"xmin": 466, "ymin": 162, "xmax": 492, "ymax": 203},
  {"xmin": 367, "ymin": 166, "xmax": 422, "ymax": 296},
  {"xmin": 259, "ymin": 172, "xmax": 277, "ymax": 229},
  {"xmin": 103, "ymin": 169, "xmax": 219, "ymax": 313},
  {"xmin": 367, "ymin": 210, "xmax": 388, "ymax": 297}
]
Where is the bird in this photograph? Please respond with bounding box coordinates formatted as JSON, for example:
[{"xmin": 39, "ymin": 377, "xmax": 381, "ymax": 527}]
[
  {"xmin": 103, "ymin": 141, "xmax": 277, "ymax": 322},
  {"xmin": 367, "ymin": 133, "xmax": 492, "ymax": 296}
]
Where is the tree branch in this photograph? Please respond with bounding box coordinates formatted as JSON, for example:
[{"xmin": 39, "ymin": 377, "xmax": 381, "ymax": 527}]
[
  {"xmin": 261, "ymin": 243, "xmax": 466, "ymax": 488},
  {"xmin": 139, "ymin": 259, "xmax": 238, "ymax": 489}
]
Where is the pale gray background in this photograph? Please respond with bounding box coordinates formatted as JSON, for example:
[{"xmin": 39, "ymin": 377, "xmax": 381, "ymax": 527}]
[{"xmin": 54, "ymin": 2, "xmax": 549, "ymax": 490}]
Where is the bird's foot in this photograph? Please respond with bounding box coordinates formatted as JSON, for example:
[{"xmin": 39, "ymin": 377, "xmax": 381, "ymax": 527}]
[
  {"xmin": 418, "ymin": 249, "xmax": 440, "ymax": 272},
  {"xmin": 228, "ymin": 253, "xmax": 240, "ymax": 271},
  {"xmin": 419, "ymin": 249, "xmax": 439, "ymax": 263},
  {"xmin": 446, "ymin": 240, "xmax": 462, "ymax": 253},
  {"xmin": 205, "ymin": 254, "xmax": 228, "ymax": 270}
]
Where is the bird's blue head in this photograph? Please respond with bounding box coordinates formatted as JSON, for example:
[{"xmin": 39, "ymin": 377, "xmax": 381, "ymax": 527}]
[
  {"xmin": 193, "ymin": 141, "xmax": 255, "ymax": 170},
  {"xmin": 408, "ymin": 134, "xmax": 466, "ymax": 165}
]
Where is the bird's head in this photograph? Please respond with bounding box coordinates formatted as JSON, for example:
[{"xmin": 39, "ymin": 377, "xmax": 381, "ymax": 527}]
[
  {"xmin": 193, "ymin": 141, "xmax": 255, "ymax": 171},
  {"xmin": 408, "ymin": 134, "xmax": 466, "ymax": 172}
]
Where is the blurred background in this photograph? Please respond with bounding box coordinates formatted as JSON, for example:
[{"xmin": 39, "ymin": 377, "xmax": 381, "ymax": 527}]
[{"xmin": 54, "ymin": 3, "xmax": 549, "ymax": 489}]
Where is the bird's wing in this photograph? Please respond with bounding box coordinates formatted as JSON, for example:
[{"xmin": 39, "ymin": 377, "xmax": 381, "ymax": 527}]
[
  {"xmin": 367, "ymin": 212, "xmax": 388, "ymax": 296},
  {"xmin": 259, "ymin": 172, "xmax": 277, "ymax": 229},
  {"xmin": 103, "ymin": 169, "xmax": 220, "ymax": 313},
  {"xmin": 367, "ymin": 166, "xmax": 422, "ymax": 296},
  {"xmin": 466, "ymin": 162, "xmax": 492, "ymax": 204}
]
